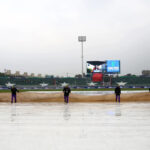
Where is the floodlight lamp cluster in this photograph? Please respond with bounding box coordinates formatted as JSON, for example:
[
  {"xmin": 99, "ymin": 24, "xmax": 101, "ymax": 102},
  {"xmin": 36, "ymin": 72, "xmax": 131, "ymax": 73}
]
[{"xmin": 78, "ymin": 36, "xmax": 86, "ymax": 42}]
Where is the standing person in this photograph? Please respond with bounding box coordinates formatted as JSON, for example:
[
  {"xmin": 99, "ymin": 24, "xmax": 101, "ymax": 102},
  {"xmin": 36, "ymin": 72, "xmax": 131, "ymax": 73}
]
[
  {"xmin": 63, "ymin": 85, "xmax": 71, "ymax": 103},
  {"xmin": 115, "ymin": 86, "xmax": 121, "ymax": 103},
  {"xmin": 11, "ymin": 86, "xmax": 19, "ymax": 103},
  {"xmin": 149, "ymin": 88, "xmax": 150, "ymax": 92}
]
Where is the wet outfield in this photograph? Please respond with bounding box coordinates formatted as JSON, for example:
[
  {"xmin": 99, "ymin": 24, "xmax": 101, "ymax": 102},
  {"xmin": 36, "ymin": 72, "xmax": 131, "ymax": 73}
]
[{"xmin": 0, "ymin": 102, "xmax": 150, "ymax": 150}]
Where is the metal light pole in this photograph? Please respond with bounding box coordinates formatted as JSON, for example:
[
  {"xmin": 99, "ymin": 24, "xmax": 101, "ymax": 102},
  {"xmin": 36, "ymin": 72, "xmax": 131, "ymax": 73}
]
[{"xmin": 78, "ymin": 36, "xmax": 86, "ymax": 77}]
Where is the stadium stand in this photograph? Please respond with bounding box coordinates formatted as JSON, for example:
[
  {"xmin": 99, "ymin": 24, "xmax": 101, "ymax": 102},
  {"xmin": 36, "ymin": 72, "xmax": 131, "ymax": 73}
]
[
  {"xmin": 0, "ymin": 73, "xmax": 150, "ymax": 87},
  {"xmin": 112, "ymin": 76, "xmax": 150, "ymax": 86}
]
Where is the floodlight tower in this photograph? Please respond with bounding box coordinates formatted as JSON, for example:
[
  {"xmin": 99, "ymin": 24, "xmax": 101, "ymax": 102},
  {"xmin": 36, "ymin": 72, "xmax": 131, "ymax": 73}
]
[{"xmin": 78, "ymin": 36, "xmax": 86, "ymax": 77}]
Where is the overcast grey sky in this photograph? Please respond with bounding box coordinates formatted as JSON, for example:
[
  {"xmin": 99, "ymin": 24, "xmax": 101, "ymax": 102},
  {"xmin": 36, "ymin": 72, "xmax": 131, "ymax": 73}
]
[{"xmin": 0, "ymin": 0, "xmax": 150, "ymax": 76}]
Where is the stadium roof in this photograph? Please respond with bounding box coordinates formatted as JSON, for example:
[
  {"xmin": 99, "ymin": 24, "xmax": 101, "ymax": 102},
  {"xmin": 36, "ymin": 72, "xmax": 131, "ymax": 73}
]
[{"xmin": 87, "ymin": 61, "xmax": 106, "ymax": 66}]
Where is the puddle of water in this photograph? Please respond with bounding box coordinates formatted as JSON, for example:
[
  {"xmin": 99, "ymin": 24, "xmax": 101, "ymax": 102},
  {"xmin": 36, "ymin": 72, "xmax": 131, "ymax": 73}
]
[
  {"xmin": 0, "ymin": 102, "xmax": 150, "ymax": 150},
  {"xmin": 29, "ymin": 90, "xmax": 148, "ymax": 95}
]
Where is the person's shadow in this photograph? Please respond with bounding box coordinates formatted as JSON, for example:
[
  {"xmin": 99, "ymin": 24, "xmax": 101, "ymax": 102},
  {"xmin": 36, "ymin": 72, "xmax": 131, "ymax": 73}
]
[
  {"xmin": 63, "ymin": 105, "xmax": 71, "ymax": 121},
  {"xmin": 115, "ymin": 103, "xmax": 122, "ymax": 116}
]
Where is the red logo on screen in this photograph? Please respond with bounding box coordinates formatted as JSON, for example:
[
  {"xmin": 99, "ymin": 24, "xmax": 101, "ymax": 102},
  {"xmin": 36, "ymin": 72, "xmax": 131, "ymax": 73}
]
[{"xmin": 92, "ymin": 73, "xmax": 103, "ymax": 82}]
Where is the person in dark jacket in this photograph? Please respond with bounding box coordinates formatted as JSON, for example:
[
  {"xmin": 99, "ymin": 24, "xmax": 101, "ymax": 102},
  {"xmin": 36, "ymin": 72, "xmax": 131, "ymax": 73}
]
[
  {"xmin": 63, "ymin": 85, "xmax": 71, "ymax": 103},
  {"xmin": 11, "ymin": 86, "xmax": 19, "ymax": 103},
  {"xmin": 115, "ymin": 86, "xmax": 121, "ymax": 103}
]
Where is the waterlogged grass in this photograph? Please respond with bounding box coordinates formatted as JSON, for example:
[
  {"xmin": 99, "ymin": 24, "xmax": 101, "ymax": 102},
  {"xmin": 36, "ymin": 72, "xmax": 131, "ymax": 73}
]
[{"xmin": 0, "ymin": 88, "xmax": 149, "ymax": 93}]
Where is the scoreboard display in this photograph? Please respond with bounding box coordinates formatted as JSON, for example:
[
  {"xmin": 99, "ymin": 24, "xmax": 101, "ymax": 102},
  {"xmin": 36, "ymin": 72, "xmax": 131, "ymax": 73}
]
[
  {"xmin": 87, "ymin": 60, "xmax": 120, "ymax": 75},
  {"xmin": 106, "ymin": 60, "xmax": 120, "ymax": 73}
]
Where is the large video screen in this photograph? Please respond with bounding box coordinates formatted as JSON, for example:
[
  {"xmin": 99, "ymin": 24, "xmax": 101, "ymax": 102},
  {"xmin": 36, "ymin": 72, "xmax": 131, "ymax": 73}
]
[
  {"xmin": 106, "ymin": 60, "xmax": 120, "ymax": 73},
  {"xmin": 87, "ymin": 60, "xmax": 120, "ymax": 75},
  {"xmin": 87, "ymin": 63, "xmax": 104, "ymax": 73}
]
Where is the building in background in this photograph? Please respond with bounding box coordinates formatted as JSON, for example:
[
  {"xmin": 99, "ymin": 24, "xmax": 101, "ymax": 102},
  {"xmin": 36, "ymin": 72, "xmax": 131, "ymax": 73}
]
[
  {"xmin": 142, "ymin": 70, "xmax": 150, "ymax": 77},
  {"xmin": 4, "ymin": 69, "xmax": 11, "ymax": 75},
  {"xmin": 37, "ymin": 74, "xmax": 42, "ymax": 77},
  {"xmin": 15, "ymin": 71, "xmax": 20, "ymax": 76},
  {"xmin": 30, "ymin": 73, "xmax": 35, "ymax": 77},
  {"xmin": 23, "ymin": 72, "xmax": 28, "ymax": 77}
]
